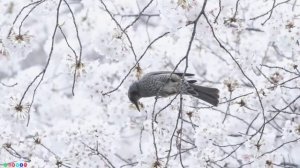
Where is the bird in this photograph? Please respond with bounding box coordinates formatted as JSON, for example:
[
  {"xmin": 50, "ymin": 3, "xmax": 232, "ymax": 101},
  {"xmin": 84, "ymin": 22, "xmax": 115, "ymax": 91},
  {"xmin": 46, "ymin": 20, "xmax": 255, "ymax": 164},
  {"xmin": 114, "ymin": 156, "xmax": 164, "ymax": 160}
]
[{"xmin": 128, "ymin": 71, "xmax": 219, "ymax": 111}]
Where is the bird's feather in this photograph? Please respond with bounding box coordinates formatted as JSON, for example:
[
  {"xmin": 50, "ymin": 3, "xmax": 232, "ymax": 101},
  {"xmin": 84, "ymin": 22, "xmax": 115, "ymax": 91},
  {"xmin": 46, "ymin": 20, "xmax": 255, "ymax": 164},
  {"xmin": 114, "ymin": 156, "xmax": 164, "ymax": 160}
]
[{"xmin": 128, "ymin": 71, "xmax": 220, "ymax": 110}]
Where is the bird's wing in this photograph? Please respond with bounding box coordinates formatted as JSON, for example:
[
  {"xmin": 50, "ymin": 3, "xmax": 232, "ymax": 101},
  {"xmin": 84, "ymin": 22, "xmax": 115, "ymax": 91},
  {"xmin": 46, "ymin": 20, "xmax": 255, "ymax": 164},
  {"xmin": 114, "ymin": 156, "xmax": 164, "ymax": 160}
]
[
  {"xmin": 138, "ymin": 72, "xmax": 194, "ymax": 97},
  {"xmin": 150, "ymin": 73, "xmax": 181, "ymax": 97},
  {"xmin": 144, "ymin": 71, "xmax": 194, "ymax": 78}
]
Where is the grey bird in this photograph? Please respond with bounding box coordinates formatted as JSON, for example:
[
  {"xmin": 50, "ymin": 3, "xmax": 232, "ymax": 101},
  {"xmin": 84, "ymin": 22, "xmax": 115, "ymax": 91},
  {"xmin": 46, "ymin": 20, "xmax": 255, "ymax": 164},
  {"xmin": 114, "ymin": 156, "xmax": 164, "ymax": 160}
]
[{"xmin": 128, "ymin": 71, "xmax": 219, "ymax": 111}]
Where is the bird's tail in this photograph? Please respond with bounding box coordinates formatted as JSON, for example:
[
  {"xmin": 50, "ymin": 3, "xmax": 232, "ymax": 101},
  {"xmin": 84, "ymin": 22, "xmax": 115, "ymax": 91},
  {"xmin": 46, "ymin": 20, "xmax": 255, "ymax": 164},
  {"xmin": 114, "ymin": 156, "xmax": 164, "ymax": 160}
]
[{"xmin": 186, "ymin": 84, "xmax": 219, "ymax": 106}]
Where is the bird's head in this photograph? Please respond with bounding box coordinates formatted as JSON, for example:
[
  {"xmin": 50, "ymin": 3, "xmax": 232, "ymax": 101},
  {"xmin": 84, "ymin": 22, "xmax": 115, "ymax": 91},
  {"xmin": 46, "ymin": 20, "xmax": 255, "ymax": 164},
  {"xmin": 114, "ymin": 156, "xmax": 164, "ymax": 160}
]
[{"xmin": 128, "ymin": 82, "xmax": 141, "ymax": 111}]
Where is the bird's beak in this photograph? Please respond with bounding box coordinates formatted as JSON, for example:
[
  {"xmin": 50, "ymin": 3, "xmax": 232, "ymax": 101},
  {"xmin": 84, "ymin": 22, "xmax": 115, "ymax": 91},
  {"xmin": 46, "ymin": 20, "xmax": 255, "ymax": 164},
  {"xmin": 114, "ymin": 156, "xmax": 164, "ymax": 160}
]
[{"xmin": 134, "ymin": 101, "xmax": 140, "ymax": 112}]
